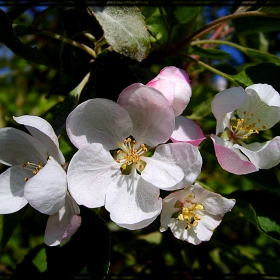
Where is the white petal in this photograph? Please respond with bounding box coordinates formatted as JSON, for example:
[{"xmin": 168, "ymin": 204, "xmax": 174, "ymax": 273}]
[
  {"xmin": 44, "ymin": 193, "xmax": 81, "ymax": 246},
  {"xmin": 142, "ymin": 143, "xmax": 202, "ymax": 190},
  {"xmin": 196, "ymin": 214, "xmax": 221, "ymax": 242},
  {"xmin": 0, "ymin": 166, "xmax": 28, "ymax": 214},
  {"xmin": 24, "ymin": 156, "xmax": 67, "ymax": 215},
  {"xmin": 192, "ymin": 183, "xmax": 236, "ymax": 215},
  {"xmin": 237, "ymin": 88, "xmax": 280, "ymax": 130},
  {"xmin": 237, "ymin": 137, "xmax": 280, "ymax": 169},
  {"xmin": 212, "ymin": 87, "xmax": 247, "ymax": 133},
  {"xmin": 246, "ymin": 84, "xmax": 280, "ymax": 106},
  {"xmin": 14, "ymin": 115, "xmax": 65, "ymax": 164},
  {"xmin": 67, "ymin": 143, "xmax": 119, "ymax": 208},
  {"xmin": 66, "ymin": 99, "xmax": 132, "ymax": 150},
  {"xmin": 106, "ymin": 172, "xmax": 162, "ymax": 230},
  {"xmin": 117, "ymin": 83, "xmax": 175, "ymax": 146},
  {"xmin": 170, "ymin": 116, "xmax": 206, "ymax": 146},
  {"xmin": 0, "ymin": 127, "xmax": 47, "ymax": 166}
]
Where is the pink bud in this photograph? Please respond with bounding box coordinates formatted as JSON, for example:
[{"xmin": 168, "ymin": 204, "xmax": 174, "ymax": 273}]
[{"xmin": 147, "ymin": 66, "xmax": 192, "ymax": 116}]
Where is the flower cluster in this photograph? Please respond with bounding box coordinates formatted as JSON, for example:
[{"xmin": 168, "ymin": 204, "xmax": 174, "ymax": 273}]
[{"xmin": 1, "ymin": 66, "xmax": 279, "ymax": 246}]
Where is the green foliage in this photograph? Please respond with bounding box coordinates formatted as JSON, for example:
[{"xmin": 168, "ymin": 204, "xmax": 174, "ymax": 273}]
[{"xmin": 1, "ymin": 1, "xmax": 280, "ymax": 278}]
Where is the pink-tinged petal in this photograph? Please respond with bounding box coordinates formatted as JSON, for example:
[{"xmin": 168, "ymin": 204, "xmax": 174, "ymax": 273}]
[
  {"xmin": 106, "ymin": 172, "xmax": 162, "ymax": 230},
  {"xmin": 67, "ymin": 143, "xmax": 119, "ymax": 208},
  {"xmin": 0, "ymin": 127, "xmax": 47, "ymax": 166},
  {"xmin": 211, "ymin": 134, "xmax": 257, "ymax": 175},
  {"xmin": 212, "ymin": 87, "xmax": 247, "ymax": 133},
  {"xmin": 170, "ymin": 116, "xmax": 206, "ymax": 146},
  {"xmin": 246, "ymin": 84, "xmax": 280, "ymax": 106},
  {"xmin": 66, "ymin": 99, "xmax": 133, "ymax": 150},
  {"xmin": 142, "ymin": 142, "xmax": 202, "ymax": 190},
  {"xmin": 44, "ymin": 193, "xmax": 81, "ymax": 246},
  {"xmin": 237, "ymin": 136, "xmax": 280, "ymax": 169},
  {"xmin": 14, "ymin": 115, "xmax": 64, "ymax": 164},
  {"xmin": 147, "ymin": 66, "xmax": 192, "ymax": 116},
  {"xmin": 146, "ymin": 79, "xmax": 175, "ymax": 106},
  {"xmin": 117, "ymin": 83, "xmax": 175, "ymax": 146},
  {"xmin": 24, "ymin": 156, "xmax": 67, "ymax": 215},
  {"xmin": 0, "ymin": 166, "xmax": 28, "ymax": 214}
]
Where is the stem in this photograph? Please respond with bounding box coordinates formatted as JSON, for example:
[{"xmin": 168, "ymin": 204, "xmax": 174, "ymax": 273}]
[
  {"xmin": 180, "ymin": 53, "xmax": 238, "ymax": 85},
  {"xmin": 169, "ymin": 11, "xmax": 280, "ymax": 54},
  {"xmin": 190, "ymin": 39, "xmax": 244, "ymax": 50},
  {"xmin": 29, "ymin": 29, "xmax": 97, "ymax": 58}
]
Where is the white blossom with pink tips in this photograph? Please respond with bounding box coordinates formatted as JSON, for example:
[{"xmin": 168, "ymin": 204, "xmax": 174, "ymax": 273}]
[
  {"xmin": 66, "ymin": 83, "xmax": 203, "ymax": 230},
  {"xmin": 160, "ymin": 183, "xmax": 235, "ymax": 245},
  {"xmin": 211, "ymin": 83, "xmax": 280, "ymax": 175}
]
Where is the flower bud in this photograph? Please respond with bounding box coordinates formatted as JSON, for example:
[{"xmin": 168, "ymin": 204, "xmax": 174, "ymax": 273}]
[{"xmin": 147, "ymin": 66, "xmax": 192, "ymax": 116}]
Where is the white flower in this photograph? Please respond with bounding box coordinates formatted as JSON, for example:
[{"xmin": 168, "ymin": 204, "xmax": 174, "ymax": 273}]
[
  {"xmin": 66, "ymin": 84, "xmax": 203, "ymax": 230},
  {"xmin": 0, "ymin": 115, "xmax": 67, "ymax": 215},
  {"xmin": 160, "ymin": 183, "xmax": 235, "ymax": 245},
  {"xmin": 211, "ymin": 84, "xmax": 280, "ymax": 174}
]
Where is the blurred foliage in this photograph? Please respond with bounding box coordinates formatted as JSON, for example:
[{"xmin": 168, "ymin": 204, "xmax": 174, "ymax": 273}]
[{"xmin": 0, "ymin": 0, "xmax": 280, "ymax": 279}]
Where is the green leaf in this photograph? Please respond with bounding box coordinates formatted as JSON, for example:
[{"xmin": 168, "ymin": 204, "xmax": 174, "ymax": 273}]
[
  {"xmin": 241, "ymin": 47, "xmax": 280, "ymax": 64},
  {"xmin": 50, "ymin": 72, "xmax": 90, "ymax": 136},
  {"xmin": 46, "ymin": 207, "xmax": 111, "ymax": 279},
  {"xmin": 173, "ymin": 6, "xmax": 201, "ymax": 24},
  {"xmin": 233, "ymin": 16, "xmax": 280, "ymax": 34},
  {"xmin": 231, "ymin": 190, "xmax": 280, "ymax": 244},
  {"xmin": 141, "ymin": 6, "xmax": 169, "ymax": 48},
  {"xmin": 188, "ymin": 46, "xmax": 231, "ymax": 59},
  {"xmin": 231, "ymin": 62, "xmax": 280, "ymax": 92},
  {"xmin": 90, "ymin": 5, "xmax": 150, "ymax": 62}
]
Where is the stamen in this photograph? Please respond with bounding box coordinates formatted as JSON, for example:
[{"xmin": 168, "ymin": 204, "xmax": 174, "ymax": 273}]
[
  {"xmin": 176, "ymin": 202, "xmax": 204, "ymax": 230},
  {"xmin": 22, "ymin": 161, "xmax": 43, "ymax": 181},
  {"xmin": 115, "ymin": 137, "xmax": 148, "ymax": 174}
]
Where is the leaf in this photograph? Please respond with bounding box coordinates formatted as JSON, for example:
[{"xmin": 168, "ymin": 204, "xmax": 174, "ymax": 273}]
[
  {"xmin": 89, "ymin": 5, "xmax": 150, "ymax": 61},
  {"xmin": 141, "ymin": 6, "xmax": 169, "ymax": 47},
  {"xmin": 173, "ymin": 6, "xmax": 201, "ymax": 24},
  {"xmin": 45, "ymin": 207, "xmax": 111, "ymax": 280},
  {"xmin": 231, "ymin": 62, "xmax": 280, "ymax": 92},
  {"xmin": 50, "ymin": 72, "xmax": 90, "ymax": 136},
  {"xmin": 240, "ymin": 47, "xmax": 280, "ymax": 64},
  {"xmin": 231, "ymin": 190, "xmax": 280, "ymax": 244},
  {"xmin": 232, "ymin": 16, "xmax": 280, "ymax": 34},
  {"xmin": 188, "ymin": 46, "xmax": 231, "ymax": 59}
]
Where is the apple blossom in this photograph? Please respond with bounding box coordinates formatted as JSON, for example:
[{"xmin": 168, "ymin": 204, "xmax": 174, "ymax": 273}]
[
  {"xmin": 160, "ymin": 183, "xmax": 235, "ymax": 245},
  {"xmin": 66, "ymin": 83, "xmax": 203, "ymax": 230},
  {"xmin": 0, "ymin": 115, "xmax": 67, "ymax": 215},
  {"xmin": 211, "ymin": 84, "xmax": 280, "ymax": 175},
  {"xmin": 146, "ymin": 66, "xmax": 192, "ymax": 116}
]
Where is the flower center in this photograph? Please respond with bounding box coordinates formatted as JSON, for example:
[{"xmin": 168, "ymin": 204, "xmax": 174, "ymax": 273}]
[
  {"xmin": 176, "ymin": 200, "xmax": 204, "ymax": 230},
  {"xmin": 229, "ymin": 111, "xmax": 265, "ymax": 141},
  {"xmin": 22, "ymin": 161, "xmax": 43, "ymax": 181},
  {"xmin": 115, "ymin": 137, "xmax": 148, "ymax": 175}
]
